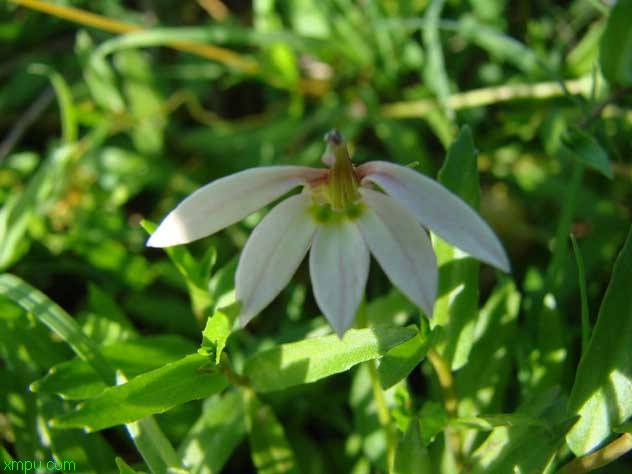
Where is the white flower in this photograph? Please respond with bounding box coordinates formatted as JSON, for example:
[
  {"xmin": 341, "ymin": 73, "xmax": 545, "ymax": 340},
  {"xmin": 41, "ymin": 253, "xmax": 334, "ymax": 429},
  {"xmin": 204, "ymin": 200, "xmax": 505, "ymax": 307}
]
[{"xmin": 148, "ymin": 130, "xmax": 510, "ymax": 336}]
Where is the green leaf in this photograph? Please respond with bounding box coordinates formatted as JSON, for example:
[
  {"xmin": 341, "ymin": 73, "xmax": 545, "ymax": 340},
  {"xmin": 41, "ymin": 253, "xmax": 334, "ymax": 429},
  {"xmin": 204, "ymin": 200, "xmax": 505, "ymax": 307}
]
[
  {"xmin": 378, "ymin": 320, "xmax": 434, "ymax": 389},
  {"xmin": 0, "ymin": 146, "xmax": 74, "ymax": 270},
  {"xmin": 52, "ymin": 354, "xmax": 227, "ymax": 431},
  {"xmin": 199, "ymin": 303, "xmax": 239, "ymax": 364},
  {"xmin": 562, "ymin": 127, "xmax": 612, "ymax": 179},
  {"xmin": 418, "ymin": 401, "xmax": 448, "ymax": 446},
  {"xmin": 27, "ymin": 64, "xmax": 77, "ymax": 143},
  {"xmin": 393, "ymin": 418, "xmax": 432, "ymax": 474},
  {"xmin": 141, "ymin": 219, "xmax": 216, "ymax": 319},
  {"xmin": 456, "ymin": 280, "xmax": 520, "ymax": 416},
  {"xmin": 243, "ymin": 326, "xmax": 417, "ymax": 392},
  {"xmin": 614, "ymin": 421, "xmax": 632, "ymax": 434},
  {"xmin": 350, "ymin": 364, "xmax": 387, "ymax": 468},
  {"xmin": 76, "ymin": 31, "xmax": 126, "ymax": 113},
  {"xmin": 566, "ymin": 226, "xmax": 632, "ymax": 455},
  {"xmin": 432, "ymin": 125, "xmax": 481, "ymax": 370},
  {"xmin": 116, "ymin": 457, "xmax": 146, "ymax": 474},
  {"xmin": 37, "ymin": 398, "xmax": 118, "ymax": 473},
  {"xmin": 0, "ymin": 273, "xmax": 116, "ymax": 383},
  {"xmin": 179, "ymin": 391, "xmax": 246, "ymax": 474},
  {"xmin": 451, "ymin": 414, "xmax": 550, "ymax": 432},
  {"xmin": 1, "ymin": 445, "xmax": 13, "ymax": 463},
  {"xmin": 456, "ymin": 16, "xmax": 542, "ymax": 75},
  {"xmin": 471, "ymin": 388, "xmax": 572, "ymax": 473},
  {"xmin": 112, "ymin": 373, "xmax": 187, "ymax": 474},
  {"xmin": 31, "ymin": 335, "xmax": 196, "ymax": 399},
  {"xmin": 599, "ymin": 0, "xmax": 632, "ymax": 86},
  {"xmin": 246, "ymin": 392, "xmax": 299, "ymax": 474},
  {"xmin": 115, "ymin": 49, "xmax": 166, "ymax": 154},
  {"xmin": 570, "ymin": 235, "xmax": 591, "ymax": 354}
]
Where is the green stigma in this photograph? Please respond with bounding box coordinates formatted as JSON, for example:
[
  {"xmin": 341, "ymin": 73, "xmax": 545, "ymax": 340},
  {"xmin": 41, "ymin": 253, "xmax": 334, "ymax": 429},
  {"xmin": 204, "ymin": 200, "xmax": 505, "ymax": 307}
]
[{"xmin": 323, "ymin": 129, "xmax": 360, "ymax": 210}]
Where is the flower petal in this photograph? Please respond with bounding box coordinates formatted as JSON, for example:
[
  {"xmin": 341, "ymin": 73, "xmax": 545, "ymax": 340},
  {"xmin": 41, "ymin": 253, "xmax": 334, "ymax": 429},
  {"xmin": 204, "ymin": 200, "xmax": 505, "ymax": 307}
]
[
  {"xmin": 147, "ymin": 166, "xmax": 324, "ymax": 247},
  {"xmin": 357, "ymin": 161, "xmax": 510, "ymax": 272},
  {"xmin": 309, "ymin": 218, "xmax": 370, "ymax": 337},
  {"xmin": 356, "ymin": 188, "xmax": 437, "ymax": 316},
  {"xmin": 236, "ymin": 193, "xmax": 317, "ymax": 327}
]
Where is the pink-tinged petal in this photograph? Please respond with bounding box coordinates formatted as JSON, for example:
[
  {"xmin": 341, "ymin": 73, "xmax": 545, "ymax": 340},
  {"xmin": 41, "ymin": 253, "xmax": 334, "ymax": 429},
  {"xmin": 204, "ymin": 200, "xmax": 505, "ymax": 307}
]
[
  {"xmin": 147, "ymin": 166, "xmax": 325, "ymax": 247},
  {"xmin": 309, "ymin": 219, "xmax": 370, "ymax": 337},
  {"xmin": 236, "ymin": 193, "xmax": 317, "ymax": 327},
  {"xmin": 357, "ymin": 161, "xmax": 510, "ymax": 272},
  {"xmin": 356, "ymin": 188, "xmax": 437, "ymax": 317}
]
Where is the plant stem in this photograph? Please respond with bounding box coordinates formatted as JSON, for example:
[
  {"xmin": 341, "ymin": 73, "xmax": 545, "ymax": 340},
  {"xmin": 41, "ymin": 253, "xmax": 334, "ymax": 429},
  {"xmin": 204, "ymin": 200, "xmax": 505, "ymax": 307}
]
[
  {"xmin": 367, "ymin": 359, "xmax": 396, "ymax": 472},
  {"xmin": 380, "ymin": 77, "xmax": 593, "ymax": 118},
  {"xmin": 427, "ymin": 349, "xmax": 463, "ymax": 470},
  {"xmin": 557, "ymin": 433, "xmax": 632, "ymax": 474},
  {"xmin": 10, "ymin": 0, "xmax": 257, "ymax": 72}
]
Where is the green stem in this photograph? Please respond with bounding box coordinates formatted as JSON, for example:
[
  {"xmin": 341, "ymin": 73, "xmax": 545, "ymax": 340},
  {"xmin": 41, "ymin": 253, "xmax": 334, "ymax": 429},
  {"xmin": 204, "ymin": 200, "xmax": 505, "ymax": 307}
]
[
  {"xmin": 367, "ymin": 360, "xmax": 396, "ymax": 472},
  {"xmin": 427, "ymin": 349, "xmax": 463, "ymax": 471},
  {"xmin": 557, "ymin": 433, "xmax": 632, "ymax": 474}
]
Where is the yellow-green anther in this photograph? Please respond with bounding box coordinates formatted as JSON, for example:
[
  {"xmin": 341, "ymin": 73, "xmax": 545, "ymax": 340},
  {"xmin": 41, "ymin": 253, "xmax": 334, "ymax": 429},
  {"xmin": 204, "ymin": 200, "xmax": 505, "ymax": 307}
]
[{"xmin": 324, "ymin": 129, "xmax": 359, "ymax": 210}]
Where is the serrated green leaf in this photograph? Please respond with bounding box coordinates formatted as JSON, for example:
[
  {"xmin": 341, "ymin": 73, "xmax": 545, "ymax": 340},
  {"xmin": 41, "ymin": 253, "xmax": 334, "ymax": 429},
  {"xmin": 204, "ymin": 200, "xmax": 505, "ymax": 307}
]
[
  {"xmin": 52, "ymin": 354, "xmax": 227, "ymax": 431},
  {"xmin": 244, "ymin": 326, "xmax": 417, "ymax": 392},
  {"xmin": 563, "ymin": 127, "xmax": 612, "ymax": 179},
  {"xmin": 378, "ymin": 321, "xmax": 434, "ymax": 389},
  {"xmin": 567, "ymin": 226, "xmax": 632, "ymax": 455},
  {"xmin": 432, "ymin": 125, "xmax": 480, "ymax": 370},
  {"xmin": 179, "ymin": 391, "xmax": 246, "ymax": 474},
  {"xmin": 599, "ymin": 0, "xmax": 632, "ymax": 85},
  {"xmin": 199, "ymin": 303, "xmax": 239, "ymax": 364},
  {"xmin": 31, "ymin": 335, "xmax": 196, "ymax": 399},
  {"xmin": 393, "ymin": 418, "xmax": 432, "ymax": 474}
]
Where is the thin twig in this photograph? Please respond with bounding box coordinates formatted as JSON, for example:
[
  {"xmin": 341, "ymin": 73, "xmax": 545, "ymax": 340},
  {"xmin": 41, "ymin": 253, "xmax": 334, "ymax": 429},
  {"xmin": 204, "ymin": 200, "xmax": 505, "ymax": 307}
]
[{"xmin": 0, "ymin": 86, "xmax": 55, "ymax": 162}]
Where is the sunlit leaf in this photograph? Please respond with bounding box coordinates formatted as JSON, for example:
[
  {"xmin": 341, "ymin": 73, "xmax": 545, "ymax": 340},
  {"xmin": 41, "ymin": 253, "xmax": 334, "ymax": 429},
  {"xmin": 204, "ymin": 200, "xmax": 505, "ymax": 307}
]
[
  {"xmin": 244, "ymin": 326, "xmax": 417, "ymax": 392},
  {"xmin": 52, "ymin": 354, "xmax": 227, "ymax": 431},
  {"xmin": 566, "ymin": 226, "xmax": 632, "ymax": 455}
]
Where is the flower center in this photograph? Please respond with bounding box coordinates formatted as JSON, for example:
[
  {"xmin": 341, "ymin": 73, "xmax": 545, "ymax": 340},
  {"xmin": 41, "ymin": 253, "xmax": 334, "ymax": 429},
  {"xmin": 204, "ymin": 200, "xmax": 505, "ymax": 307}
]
[{"xmin": 323, "ymin": 129, "xmax": 360, "ymax": 211}]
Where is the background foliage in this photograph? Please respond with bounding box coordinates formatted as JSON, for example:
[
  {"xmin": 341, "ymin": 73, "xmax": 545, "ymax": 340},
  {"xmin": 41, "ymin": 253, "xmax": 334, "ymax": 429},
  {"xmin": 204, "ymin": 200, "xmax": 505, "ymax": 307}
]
[{"xmin": 1, "ymin": 0, "xmax": 631, "ymax": 473}]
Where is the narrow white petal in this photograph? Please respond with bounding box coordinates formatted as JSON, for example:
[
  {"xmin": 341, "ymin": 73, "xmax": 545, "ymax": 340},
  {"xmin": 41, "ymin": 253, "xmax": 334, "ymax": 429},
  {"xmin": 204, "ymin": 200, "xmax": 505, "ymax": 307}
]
[
  {"xmin": 358, "ymin": 161, "xmax": 510, "ymax": 272},
  {"xmin": 309, "ymin": 219, "xmax": 370, "ymax": 337},
  {"xmin": 356, "ymin": 188, "xmax": 437, "ymax": 317},
  {"xmin": 147, "ymin": 166, "xmax": 324, "ymax": 247},
  {"xmin": 236, "ymin": 193, "xmax": 317, "ymax": 326}
]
